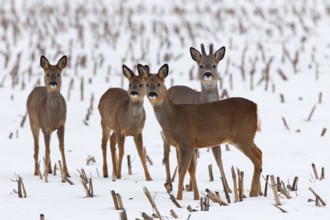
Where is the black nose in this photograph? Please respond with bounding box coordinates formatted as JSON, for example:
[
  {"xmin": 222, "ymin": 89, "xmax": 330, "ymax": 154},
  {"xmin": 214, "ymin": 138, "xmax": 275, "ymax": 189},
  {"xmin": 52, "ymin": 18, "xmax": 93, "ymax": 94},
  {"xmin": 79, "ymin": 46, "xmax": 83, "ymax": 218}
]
[
  {"xmin": 49, "ymin": 82, "xmax": 57, "ymax": 86},
  {"xmin": 148, "ymin": 92, "xmax": 157, "ymax": 97},
  {"xmin": 204, "ymin": 72, "xmax": 213, "ymax": 78},
  {"xmin": 130, "ymin": 91, "xmax": 138, "ymax": 96}
]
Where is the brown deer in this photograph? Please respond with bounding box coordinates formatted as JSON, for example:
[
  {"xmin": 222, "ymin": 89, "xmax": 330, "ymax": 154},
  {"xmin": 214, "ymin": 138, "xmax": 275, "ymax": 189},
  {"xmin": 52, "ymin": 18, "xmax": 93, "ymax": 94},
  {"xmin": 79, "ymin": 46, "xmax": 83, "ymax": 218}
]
[
  {"xmin": 138, "ymin": 64, "xmax": 262, "ymax": 200},
  {"xmin": 163, "ymin": 44, "xmax": 231, "ymax": 193},
  {"xmin": 27, "ymin": 55, "xmax": 69, "ymax": 177},
  {"xmin": 98, "ymin": 65, "xmax": 152, "ymax": 181}
]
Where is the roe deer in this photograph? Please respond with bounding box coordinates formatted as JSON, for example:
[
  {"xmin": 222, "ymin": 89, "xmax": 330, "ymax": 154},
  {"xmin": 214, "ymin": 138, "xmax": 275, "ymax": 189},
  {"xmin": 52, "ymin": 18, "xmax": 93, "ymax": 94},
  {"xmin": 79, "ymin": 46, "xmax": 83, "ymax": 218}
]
[
  {"xmin": 138, "ymin": 64, "xmax": 262, "ymax": 200},
  {"xmin": 27, "ymin": 55, "xmax": 69, "ymax": 177},
  {"xmin": 98, "ymin": 65, "xmax": 152, "ymax": 181},
  {"xmin": 163, "ymin": 44, "xmax": 231, "ymax": 193}
]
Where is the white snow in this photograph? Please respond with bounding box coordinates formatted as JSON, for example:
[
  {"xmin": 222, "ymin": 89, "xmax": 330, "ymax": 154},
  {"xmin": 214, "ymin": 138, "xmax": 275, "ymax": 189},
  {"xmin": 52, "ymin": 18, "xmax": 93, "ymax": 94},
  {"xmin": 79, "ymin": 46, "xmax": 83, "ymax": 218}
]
[{"xmin": 0, "ymin": 0, "xmax": 329, "ymax": 219}]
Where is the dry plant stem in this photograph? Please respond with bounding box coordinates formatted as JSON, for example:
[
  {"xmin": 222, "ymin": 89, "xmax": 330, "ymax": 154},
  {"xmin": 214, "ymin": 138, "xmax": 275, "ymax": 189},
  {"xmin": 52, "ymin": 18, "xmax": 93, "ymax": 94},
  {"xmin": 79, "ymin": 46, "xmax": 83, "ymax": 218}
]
[
  {"xmin": 168, "ymin": 193, "xmax": 181, "ymax": 208},
  {"xmin": 141, "ymin": 212, "xmax": 153, "ymax": 220},
  {"xmin": 143, "ymin": 187, "xmax": 163, "ymax": 220},
  {"xmin": 320, "ymin": 128, "xmax": 327, "ymax": 137},
  {"xmin": 208, "ymin": 164, "xmax": 214, "ymax": 181},
  {"xmin": 43, "ymin": 158, "xmax": 48, "ymax": 183},
  {"xmin": 270, "ymin": 175, "xmax": 281, "ymax": 206},
  {"xmin": 307, "ymin": 105, "xmax": 316, "ymax": 121},
  {"xmin": 274, "ymin": 205, "xmax": 287, "ymax": 213},
  {"xmin": 231, "ymin": 166, "xmax": 239, "ymax": 202},
  {"xmin": 282, "ymin": 117, "xmax": 290, "ymax": 130},
  {"xmin": 127, "ymin": 155, "xmax": 132, "ymax": 175},
  {"xmin": 53, "ymin": 163, "xmax": 57, "ymax": 176},
  {"xmin": 58, "ymin": 160, "xmax": 65, "ymax": 183},
  {"xmin": 170, "ymin": 209, "xmax": 178, "ymax": 218},
  {"xmin": 320, "ymin": 167, "xmax": 325, "ymax": 180},
  {"xmin": 221, "ymin": 177, "xmax": 231, "ymax": 203},
  {"xmin": 119, "ymin": 210, "xmax": 128, "ymax": 220},
  {"xmin": 40, "ymin": 214, "xmax": 45, "ymax": 220},
  {"xmin": 308, "ymin": 187, "xmax": 326, "ymax": 206},
  {"xmin": 187, "ymin": 205, "xmax": 197, "ymax": 212},
  {"xmin": 291, "ymin": 176, "xmax": 298, "ymax": 191},
  {"xmin": 205, "ymin": 188, "xmax": 228, "ymax": 206},
  {"xmin": 312, "ymin": 163, "xmax": 319, "ymax": 179},
  {"xmin": 117, "ymin": 193, "xmax": 124, "ymax": 210},
  {"xmin": 111, "ymin": 190, "xmax": 119, "ymax": 210},
  {"xmin": 171, "ymin": 166, "xmax": 177, "ymax": 182},
  {"xmin": 264, "ymin": 175, "xmax": 269, "ymax": 197}
]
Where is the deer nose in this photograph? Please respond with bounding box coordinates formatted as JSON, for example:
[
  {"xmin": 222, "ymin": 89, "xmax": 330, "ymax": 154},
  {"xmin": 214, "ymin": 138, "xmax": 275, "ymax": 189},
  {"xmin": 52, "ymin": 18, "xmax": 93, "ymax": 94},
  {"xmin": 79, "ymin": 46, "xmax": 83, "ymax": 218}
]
[
  {"xmin": 203, "ymin": 72, "xmax": 214, "ymax": 81},
  {"xmin": 49, "ymin": 81, "xmax": 58, "ymax": 89},
  {"xmin": 130, "ymin": 91, "xmax": 139, "ymax": 97},
  {"xmin": 148, "ymin": 92, "xmax": 157, "ymax": 99}
]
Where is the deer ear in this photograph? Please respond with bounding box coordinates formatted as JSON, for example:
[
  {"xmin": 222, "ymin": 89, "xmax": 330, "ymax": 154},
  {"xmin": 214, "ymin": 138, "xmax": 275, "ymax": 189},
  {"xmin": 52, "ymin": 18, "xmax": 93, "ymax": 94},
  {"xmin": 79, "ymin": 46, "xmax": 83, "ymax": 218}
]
[
  {"xmin": 158, "ymin": 64, "xmax": 169, "ymax": 80},
  {"xmin": 122, "ymin": 65, "xmax": 135, "ymax": 79},
  {"xmin": 214, "ymin": 46, "xmax": 225, "ymax": 63},
  {"xmin": 144, "ymin": 65, "xmax": 150, "ymax": 72},
  {"xmin": 57, "ymin": 55, "xmax": 67, "ymax": 71},
  {"xmin": 190, "ymin": 47, "xmax": 202, "ymax": 62},
  {"xmin": 40, "ymin": 56, "xmax": 50, "ymax": 69},
  {"xmin": 137, "ymin": 64, "xmax": 149, "ymax": 80}
]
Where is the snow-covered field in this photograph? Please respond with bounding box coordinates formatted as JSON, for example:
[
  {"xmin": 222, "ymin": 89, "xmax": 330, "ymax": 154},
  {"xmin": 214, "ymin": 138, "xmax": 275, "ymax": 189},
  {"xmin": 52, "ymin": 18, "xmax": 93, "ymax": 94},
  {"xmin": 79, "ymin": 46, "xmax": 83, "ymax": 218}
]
[{"xmin": 0, "ymin": 0, "xmax": 329, "ymax": 219}]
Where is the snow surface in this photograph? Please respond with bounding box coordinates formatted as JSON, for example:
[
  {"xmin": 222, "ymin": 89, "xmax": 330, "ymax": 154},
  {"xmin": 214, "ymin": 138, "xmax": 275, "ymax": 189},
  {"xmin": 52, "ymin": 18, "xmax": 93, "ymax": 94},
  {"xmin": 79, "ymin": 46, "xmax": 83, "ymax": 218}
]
[{"xmin": 0, "ymin": 0, "xmax": 329, "ymax": 219}]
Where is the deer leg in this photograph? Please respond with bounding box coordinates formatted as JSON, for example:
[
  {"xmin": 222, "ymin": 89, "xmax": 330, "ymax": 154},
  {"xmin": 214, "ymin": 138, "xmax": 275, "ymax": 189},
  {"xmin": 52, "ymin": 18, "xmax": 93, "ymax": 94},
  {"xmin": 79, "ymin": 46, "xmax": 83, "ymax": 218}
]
[
  {"xmin": 42, "ymin": 130, "xmax": 51, "ymax": 176},
  {"xmin": 232, "ymin": 139, "xmax": 262, "ymax": 197},
  {"xmin": 116, "ymin": 134, "xmax": 125, "ymax": 179},
  {"xmin": 134, "ymin": 133, "xmax": 152, "ymax": 181},
  {"xmin": 109, "ymin": 133, "xmax": 117, "ymax": 179},
  {"xmin": 163, "ymin": 135, "xmax": 172, "ymax": 189},
  {"xmin": 188, "ymin": 150, "xmax": 199, "ymax": 200},
  {"xmin": 57, "ymin": 126, "xmax": 70, "ymax": 177},
  {"xmin": 31, "ymin": 126, "xmax": 40, "ymax": 176},
  {"xmin": 177, "ymin": 146, "xmax": 194, "ymax": 200},
  {"xmin": 211, "ymin": 146, "xmax": 232, "ymax": 193},
  {"xmin": 101, "ymin": 125, "xmax": 110, "ymax": 178}
]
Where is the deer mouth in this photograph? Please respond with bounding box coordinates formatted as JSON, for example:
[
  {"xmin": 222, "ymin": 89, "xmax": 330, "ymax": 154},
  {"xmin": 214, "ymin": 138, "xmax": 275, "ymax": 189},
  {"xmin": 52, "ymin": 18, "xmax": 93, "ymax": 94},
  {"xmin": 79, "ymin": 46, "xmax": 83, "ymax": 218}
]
[
  {"xmin": 49, "ymin": 82, "xmax": 58, "ymax": 89},
  {"xmin": 203, "ymin": 72, "xmax": 213, "ymax": 81},
  {"xmin": 148, "ymin": 92, "xmax": 158, "ymax": 99}
]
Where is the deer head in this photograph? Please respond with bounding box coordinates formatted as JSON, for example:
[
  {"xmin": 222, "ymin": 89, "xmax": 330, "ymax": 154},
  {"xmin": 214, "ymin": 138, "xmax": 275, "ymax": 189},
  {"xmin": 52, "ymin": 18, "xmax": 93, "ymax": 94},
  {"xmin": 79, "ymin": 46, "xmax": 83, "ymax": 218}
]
[
  {"xmin": 122, "ymin": 65, "xmax": 146, "ymax": 103},
  {"xmin": 138, "ymin": 63, "xmax": 168, "ymax": 106},
  {"xmin": 190, "ymin": 44, "xmax": 225, "ymax": 88},
  {"xmin": 40, "ymin": 55, "xmax": 67, "ymax": 93}
]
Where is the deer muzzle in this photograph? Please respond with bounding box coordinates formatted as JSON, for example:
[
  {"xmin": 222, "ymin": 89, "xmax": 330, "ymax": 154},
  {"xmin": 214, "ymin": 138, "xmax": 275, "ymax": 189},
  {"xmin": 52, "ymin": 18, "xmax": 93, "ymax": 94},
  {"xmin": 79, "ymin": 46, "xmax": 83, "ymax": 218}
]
[
  {"xmin": 49, "ymin": 81, "xmax": 58, "ymax": 89},
  {"xmin": 203, "ymin": 72, "xmax": 213, "ymax": 81},
  {"xmin": 148, "ymin": 92, "xmax": 157, "ymax": 99},
  {"xmin": 130, "ymin": 91, "xmax": 139, "ymax": 97}
]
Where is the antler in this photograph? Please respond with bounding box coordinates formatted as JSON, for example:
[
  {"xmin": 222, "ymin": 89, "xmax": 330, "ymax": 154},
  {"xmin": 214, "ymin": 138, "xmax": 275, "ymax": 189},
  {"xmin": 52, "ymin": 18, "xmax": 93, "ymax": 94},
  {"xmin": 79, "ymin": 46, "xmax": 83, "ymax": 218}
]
[
  {"xmin": 209, "ymin": 44, "xmax": 214, "ymax": 56},
  {"xmin": 201, "ymin": 44, "xmax": 206, "ymax": 55}
]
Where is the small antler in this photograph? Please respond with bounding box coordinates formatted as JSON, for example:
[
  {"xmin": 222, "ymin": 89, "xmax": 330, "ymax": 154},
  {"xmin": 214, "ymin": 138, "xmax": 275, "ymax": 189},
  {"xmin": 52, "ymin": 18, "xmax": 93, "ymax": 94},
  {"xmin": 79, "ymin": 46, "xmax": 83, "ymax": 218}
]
[
  {"xmin": 209, "ymin": 44, "xmax": 214, "ymax": 56},
  {"xmin": 201, "ymin": 44, "xmax": 206, "ymax": 55}
]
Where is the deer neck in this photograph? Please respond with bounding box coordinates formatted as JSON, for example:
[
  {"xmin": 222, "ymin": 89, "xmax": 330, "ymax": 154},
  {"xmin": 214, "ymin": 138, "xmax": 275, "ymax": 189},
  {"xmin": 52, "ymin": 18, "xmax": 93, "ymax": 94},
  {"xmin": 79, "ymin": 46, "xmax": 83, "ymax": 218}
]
[
  {"xmin": 129, "ymin": 99, "xmax": 144, "ymax": 118},
  {"xmin": 47, "ymin": 91, "xmax": 63, "ymax": 112},
  {"xmin": 200, "ymin": 82, "xmax": 219, "ymax": 103},
  {"xmin": 46, "ymin": 91, "xmax": 66, "ymax": 126},
  {"xmin": 152, "ymin": 93, "xmax": 176, "ymax": 126}
]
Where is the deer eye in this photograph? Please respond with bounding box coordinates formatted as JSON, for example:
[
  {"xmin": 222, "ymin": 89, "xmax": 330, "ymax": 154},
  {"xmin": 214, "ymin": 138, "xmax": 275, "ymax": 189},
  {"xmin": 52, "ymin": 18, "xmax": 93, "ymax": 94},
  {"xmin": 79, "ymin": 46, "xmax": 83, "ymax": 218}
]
[
  {"xmin": 139, "ymin": 84, "xmax": 143, "ymax": 87},
  {"xmin": 146, "ymin": 84, "xmax": 149, "ymax": 87},
  {"xmin": 200, "ymin": 65, "xmax": 203, "ymax": 68},
  {"xmin": 213, "ymin": 65, "xmax": 216, "ymax": 68},
  {"xmin": 57, "ymin": 74, "xmax": 60, "ymax": 77},
  {"xmin": 47, "ymin": 74, "xmax": 50, "ymax": 77},
  {"xmin": 129, "ymin": 83, "xmax": 131, "ymax": 87}
]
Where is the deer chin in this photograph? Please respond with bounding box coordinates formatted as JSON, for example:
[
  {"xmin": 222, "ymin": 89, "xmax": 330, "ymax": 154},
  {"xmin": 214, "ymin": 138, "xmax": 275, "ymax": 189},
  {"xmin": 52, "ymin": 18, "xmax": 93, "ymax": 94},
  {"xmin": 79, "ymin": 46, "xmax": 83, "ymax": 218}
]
[
  {"xmin": 203, "ymin": 75, "xmax": 213, "ymax": 81},
  {"xmin": 49, "ymin": 84, "xmax": 57, "ymax": 90}
]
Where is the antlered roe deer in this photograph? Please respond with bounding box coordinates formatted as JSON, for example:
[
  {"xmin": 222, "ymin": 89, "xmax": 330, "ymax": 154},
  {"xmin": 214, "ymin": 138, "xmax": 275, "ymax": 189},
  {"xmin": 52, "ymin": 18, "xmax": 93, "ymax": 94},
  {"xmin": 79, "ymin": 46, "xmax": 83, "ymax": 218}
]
[
  {"xmin": 138, "ymin": 64, "xmax": 262, "ymax": 200},
  {"xmin": 27, "ymin": 55, "xmax": 70, "ymax": 177},
  {"xmin": 163, "ymin": 44, "xmax": 231, "ymax": 193},
  {"xmin": 98, "ymin": 65, "xmax": 152, "ymax": 181}
]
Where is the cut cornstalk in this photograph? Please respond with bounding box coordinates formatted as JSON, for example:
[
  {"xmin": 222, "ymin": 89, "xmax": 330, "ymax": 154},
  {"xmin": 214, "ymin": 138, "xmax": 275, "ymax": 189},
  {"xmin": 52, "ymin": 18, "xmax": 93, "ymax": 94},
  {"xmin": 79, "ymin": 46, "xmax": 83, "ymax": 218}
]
[
  {"xmin": 143, "ymin": 187, "xmax": 163, "ymax": 220},
  {"xmin": 231, "ymin": 166, "xmax": 239, "ymax": 202},
  {"xmin": 270, "ymin": 175, "xmax": 281, "ymax": 206}
]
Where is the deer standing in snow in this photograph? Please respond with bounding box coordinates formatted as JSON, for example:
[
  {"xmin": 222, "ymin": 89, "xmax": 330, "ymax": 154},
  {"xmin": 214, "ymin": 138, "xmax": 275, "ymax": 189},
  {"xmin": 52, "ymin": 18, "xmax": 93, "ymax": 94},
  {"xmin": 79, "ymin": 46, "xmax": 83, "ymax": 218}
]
[
  {"xmin": 163, "ymin": 44, "xmax": 231, "ymax": 192},
  {"xmin": 139, "ymin": 64, "xmax": 262, "ymax": 200},
  {"xmin": 98, "ymin": 65, "xmax": 152, "ymax": 181},
  {"xmin": 27, "ymin": 55, "xmax": 69, "ymax": 177}
]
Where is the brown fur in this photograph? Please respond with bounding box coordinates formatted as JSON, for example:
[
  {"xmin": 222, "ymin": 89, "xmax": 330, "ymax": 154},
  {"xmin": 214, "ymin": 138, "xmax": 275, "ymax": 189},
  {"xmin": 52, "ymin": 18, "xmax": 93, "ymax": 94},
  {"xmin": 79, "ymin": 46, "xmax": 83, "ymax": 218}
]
[
  {"xmin": 139, "ymin": 64, "xmax": 262, "ymax": 200},
  {"xmin": 26, "ymin": 55, "xmax": 69, "ymax": 177},
  {"xmin": 98, "ymin": 65, "xmax": 152, "ymax": 181}
]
